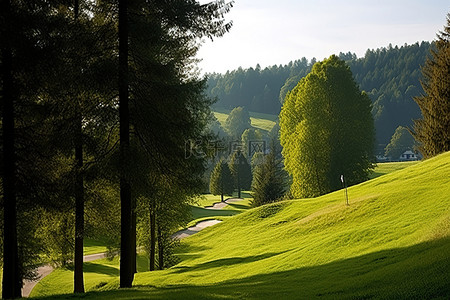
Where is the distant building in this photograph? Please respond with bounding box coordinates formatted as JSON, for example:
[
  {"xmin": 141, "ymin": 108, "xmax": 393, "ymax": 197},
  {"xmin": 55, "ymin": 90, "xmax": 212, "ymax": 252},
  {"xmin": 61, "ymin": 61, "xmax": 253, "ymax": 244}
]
[{"xmin": 399, "ymin": 150, "xmax": 419, "ymax": 161}]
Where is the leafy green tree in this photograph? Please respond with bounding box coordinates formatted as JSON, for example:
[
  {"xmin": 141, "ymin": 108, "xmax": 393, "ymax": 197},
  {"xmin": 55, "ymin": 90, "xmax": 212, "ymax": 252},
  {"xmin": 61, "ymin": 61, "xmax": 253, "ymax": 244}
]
[
  {"xmin": 251, "ymin": 142, "xmax": 286, "ymax": 207},
  {"xmin": 385, "ymin": 126, "xmax": 415, "ymax": 159},
  {"xmin": 413, "ymin": 14, "xmax": 450, "ymax": 158},
  {"xmin": 241, "ymin": 128, "xmax": 263, "ymax": 157},
  {"xmin": 224, "ymin": 106, "xmax": 251, "ymax": 138},
  {"xmin": 210, "ymin": 159, "xmax": 234, "ymax": 202},
  {"xmin": 229, "ymin": 150, "xmax": 252, "ymax": 198},
  {"xmin": 280, "ymin": 55, "xmax": 375, "ymax": 198}
]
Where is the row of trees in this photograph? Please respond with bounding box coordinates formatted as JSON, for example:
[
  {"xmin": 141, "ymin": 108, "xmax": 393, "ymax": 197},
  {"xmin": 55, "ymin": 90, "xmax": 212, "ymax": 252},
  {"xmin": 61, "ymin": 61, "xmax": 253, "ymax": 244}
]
[
  {"xmin": 206, "ymin": 42, "xmax": 432, "ymax": 147},
  {"xmin": 1, "ymin": 0, "xmax": 233, "ymax": 298},
  {"xmin": 209, "ymin": 140, "xmax": 286, "ymax": 207}
]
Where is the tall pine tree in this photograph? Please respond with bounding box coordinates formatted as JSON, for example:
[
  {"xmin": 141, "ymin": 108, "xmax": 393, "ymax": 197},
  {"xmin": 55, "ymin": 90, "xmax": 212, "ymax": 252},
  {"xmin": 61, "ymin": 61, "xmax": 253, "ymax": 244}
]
[
  {"xmin": 210, "ymin": 159, "xmax": 234, "ymax": 202},
  {"xmin": 229, "ymin": 150, "xmax": 252, "ymax": 198},
  {"xmin": 413, "ymin": 14, "xmax": 450, "ymax": 158}
]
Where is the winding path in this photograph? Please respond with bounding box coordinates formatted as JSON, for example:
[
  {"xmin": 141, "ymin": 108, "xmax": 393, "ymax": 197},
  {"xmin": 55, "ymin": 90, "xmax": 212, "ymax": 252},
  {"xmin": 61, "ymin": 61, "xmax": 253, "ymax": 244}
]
[
  {"xmin": 22, "ymin": 252, "xmax": 109, "ymax": 297},
  {"xmin": 23, "ymin": 197, "xmax": 243, "ymax": 297}
]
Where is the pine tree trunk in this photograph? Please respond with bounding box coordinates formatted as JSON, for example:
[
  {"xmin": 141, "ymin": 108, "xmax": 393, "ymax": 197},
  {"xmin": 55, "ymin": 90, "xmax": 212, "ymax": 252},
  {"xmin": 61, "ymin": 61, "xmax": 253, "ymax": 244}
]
[
  {"xmin": 132, "ymin": 196, "xmax": 137, "ymax": 274},
  {"xmin": 74, "ymin": 114, "xmax": 85, "ymax": 293},
  {"xmin": 1, "ymin": 0, "xmax": 22, "ymax": 297},
  {"xmin": 237, "ymin": 169, "xmax": 241, "ymax": 198},
  {"xmin": 119, "ymin": 0, "xmax": 133, "ymax": 288},
  {"xmin": 149, "ymin": 202, "xmax": 156, "ymax": 271},
  {"xmin": 157, "ymin": 226, "xmax": 164, "ymax": 270},
  {"xmin": 73, "ymin": 1, "xmax": 85, "ymax": 293}
]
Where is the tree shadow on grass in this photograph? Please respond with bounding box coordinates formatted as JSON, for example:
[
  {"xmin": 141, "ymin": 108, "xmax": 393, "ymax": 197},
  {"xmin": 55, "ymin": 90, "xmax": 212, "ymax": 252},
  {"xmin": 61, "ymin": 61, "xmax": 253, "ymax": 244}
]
[
  {"xmin": 190, "ymin": 206, "xmax": 241, "ymax": 219},
  {"xmin": 171, "ymin": 251, "xmax": 286, "ymax": 274},
  {"xmin": 83, "ymin": 262, "xmax": 118, "ymax": 276},
  {"xmin": 226, "ymin": 202, "xmax": 251, "ymax": 210},
  {"xmin": 37, "ymin": 238, "xmax": 450, "ymax": 299}
]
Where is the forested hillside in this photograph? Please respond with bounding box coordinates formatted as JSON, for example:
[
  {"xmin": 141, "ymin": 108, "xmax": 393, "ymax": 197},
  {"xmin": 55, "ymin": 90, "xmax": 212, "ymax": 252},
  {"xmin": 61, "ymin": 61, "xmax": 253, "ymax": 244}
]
[{"xmin": 206, "ymin": 42, "xmax": 432, "ymax": 147}]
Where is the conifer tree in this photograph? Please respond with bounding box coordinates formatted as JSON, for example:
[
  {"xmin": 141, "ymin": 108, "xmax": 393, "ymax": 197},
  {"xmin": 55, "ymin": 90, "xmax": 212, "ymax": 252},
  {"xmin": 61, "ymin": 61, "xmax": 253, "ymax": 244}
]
[
  {"xmin": 229, "ymin": 150, "xmax": 252, "ymax": 198},
  {"xmin": 210, "ymin": 159, "xmax": 234, "ymax": 202},
  {"xmin": 251, "ymin": 141, "xmax": 286, "ymax": 207},
  {"xmin": 413, "ymin": 14, "xmax": 450, "ymax": 158}
]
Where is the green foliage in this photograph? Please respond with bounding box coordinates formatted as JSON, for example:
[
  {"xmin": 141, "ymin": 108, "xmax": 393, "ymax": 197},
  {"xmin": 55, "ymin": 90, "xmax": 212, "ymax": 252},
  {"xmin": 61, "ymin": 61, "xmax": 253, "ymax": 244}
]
[
  {"xmin": 280, "ymin": 55, "xmax": 375, "ymax": 198},
  {"xmin": 241, "ymin": 128, "xmax": 263, "ymax": 157},
  {"xmin": 251, "ymin": 143, "xmax": 286, "ymax": 207},
  {"xmin": 229, "ymin": 150, "xmax": 252, "ymax": 193},
  {"xmin": 209, "ymin": 159, "xmax": 234, "ymax": 201},
  {"xmin": 224, "ymin": 106, "xmax": 251, "ymax": 138},
  {"xmin": 207, "ymin": 43, "xmax": 432, "ymax": 146},
  {"xmin": 33, "ymin": 151, "xmax": 450, "ymax": 300},
  {"xmin": 413, "ymin": 14, "xmax": 450, "ymax": 158},
  {"xmin": 250, "ymin": 152, "xmax": 265, "ymax": 172},
  {"xmin": 384, "ymin": 126, "xmax": 415, "ymax": 159}
]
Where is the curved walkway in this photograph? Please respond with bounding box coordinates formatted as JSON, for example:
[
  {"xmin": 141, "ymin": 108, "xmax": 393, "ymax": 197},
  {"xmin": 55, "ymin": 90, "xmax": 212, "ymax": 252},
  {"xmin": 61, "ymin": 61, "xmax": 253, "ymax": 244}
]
[
  {"xmin": 23, "ymin": 197, "xmax": 244, "ymax": 297},
  {"xmin": 204, "ymin": 198, "xmax": 244, "ymax": 209},
  {"xmin": 22, "ymin": 252, "xmax": 109, "ymax": 297}
]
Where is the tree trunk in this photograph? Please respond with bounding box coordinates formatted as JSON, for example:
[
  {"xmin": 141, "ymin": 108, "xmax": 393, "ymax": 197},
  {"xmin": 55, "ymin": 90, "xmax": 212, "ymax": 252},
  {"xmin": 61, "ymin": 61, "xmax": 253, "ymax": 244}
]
[
  {"xmin": 157, "ymin": 226, "xmax": 164, "ymax": 270},
  {"xmin": 221, "ymin": 176, "xmax": 224, "ymax": 202},
  {"xmin": 119, "ymin": 0, "xmax": 133, "ymax": 288},
  {"xmin": 73, "ymin": 0, "xmax": 85, "ymax": 293},
  {"xmin": 149, "ymin": 201, "xmax": 156, "ymax": 271},
  {"xmin": 74, "ymin": 114, "xmax": 85, "ymax": 293},
  {"xmin": 1, "ymin": 0, "xmax": 22, "ymax": 297},
  {"xmin": 132, "ymin": 195, "xmax": 137, "ymax": 274},
  {"xmin": 237, "ymin": 169, "xmax": 241, "ymax": 198}
]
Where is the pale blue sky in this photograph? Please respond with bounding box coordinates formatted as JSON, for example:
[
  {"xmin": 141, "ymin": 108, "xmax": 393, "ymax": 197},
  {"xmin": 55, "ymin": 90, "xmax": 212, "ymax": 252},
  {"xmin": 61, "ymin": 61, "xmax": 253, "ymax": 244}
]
[{"xmin": 196, "ymin": 0, "xmax": 449, "ymax": 74}]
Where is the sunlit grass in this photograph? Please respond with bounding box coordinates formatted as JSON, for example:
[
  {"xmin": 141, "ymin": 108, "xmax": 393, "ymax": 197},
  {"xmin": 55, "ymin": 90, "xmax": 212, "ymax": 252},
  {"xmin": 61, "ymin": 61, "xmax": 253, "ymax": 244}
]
[
  {"xmin": 213, "ymin": 109, "xmax": 277, "ymax": 132},
  {"xmin": 32, "ymin": 152, "xmax": 450, "ymax": 299},
  {"xmin": 84, "ymin": 239, "xmax": 109, "ymax": 256},
  {"xmin": 369, "ymin": 160, "xmax": 419, "ymax": 179}
]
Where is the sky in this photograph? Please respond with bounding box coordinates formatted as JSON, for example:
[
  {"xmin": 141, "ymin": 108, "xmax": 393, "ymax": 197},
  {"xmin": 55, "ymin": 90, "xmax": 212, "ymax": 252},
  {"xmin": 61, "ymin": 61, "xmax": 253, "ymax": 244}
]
[{"xmin": 196, "ymin": 0, "xmax": 449, "ymax": 74}]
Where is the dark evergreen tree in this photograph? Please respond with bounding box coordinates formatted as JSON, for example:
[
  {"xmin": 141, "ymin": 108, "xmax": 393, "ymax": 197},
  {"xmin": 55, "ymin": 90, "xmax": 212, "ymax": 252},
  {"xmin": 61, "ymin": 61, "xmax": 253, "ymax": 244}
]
[
  {"xmin": 251, "ymin": 142, "xmax": 286, "ymax": 207},
  {"xmin": 1, "ymin": 1, "xmax": 20, "ymax": 297},
  {"xmin": 210, "ymin": 159, "xmax": 234, "ymax": 202},
  {"xmin": 229, "ymin": 150, "xmax": 252, "ymax": 198},
  {"xmin": 413, "ymin": 14, "xmax": 450, "ymax": 158}
]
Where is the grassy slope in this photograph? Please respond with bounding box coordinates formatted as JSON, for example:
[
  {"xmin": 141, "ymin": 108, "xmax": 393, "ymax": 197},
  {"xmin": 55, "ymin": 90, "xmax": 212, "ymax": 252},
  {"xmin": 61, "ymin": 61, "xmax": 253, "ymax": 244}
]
[
  {"xmin": 369, "ymin": 161, "xmax": 419, "ymax": 179},
  {"xmin": 213, "ymin": 110, "xmax": 277, "ymax": 132},
  {"xmin": 33, "ymin": 153, "xmax": 450, "ymax": 299},
  {"xmin": 84, "ymin": 239, "xmax": 109, "ymax": 256}
]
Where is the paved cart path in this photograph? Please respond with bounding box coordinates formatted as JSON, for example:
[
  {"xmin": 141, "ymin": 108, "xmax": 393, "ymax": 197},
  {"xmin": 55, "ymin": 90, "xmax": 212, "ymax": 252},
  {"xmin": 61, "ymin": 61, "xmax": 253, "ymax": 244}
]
[{"xmin": 23, "ymin": 197, "xmax": 244, "ymax": 297}]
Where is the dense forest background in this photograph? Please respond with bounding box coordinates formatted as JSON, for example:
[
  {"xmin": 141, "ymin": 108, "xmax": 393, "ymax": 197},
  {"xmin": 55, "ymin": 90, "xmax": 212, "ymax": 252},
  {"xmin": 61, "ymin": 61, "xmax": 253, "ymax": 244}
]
[{"xmin": 206, "ymin": 42, "xmax": 432, "ymax": 151}]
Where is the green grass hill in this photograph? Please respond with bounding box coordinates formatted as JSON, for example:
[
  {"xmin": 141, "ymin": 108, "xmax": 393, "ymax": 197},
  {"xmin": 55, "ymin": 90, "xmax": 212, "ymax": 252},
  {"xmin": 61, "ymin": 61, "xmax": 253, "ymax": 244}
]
[
  {"xmin": 33, "ymin": 153, "xmax": 450, "ymax": 299},
  {"xmin": 213, "ymin": 108, "xmax": 277, "ymax": 132}
]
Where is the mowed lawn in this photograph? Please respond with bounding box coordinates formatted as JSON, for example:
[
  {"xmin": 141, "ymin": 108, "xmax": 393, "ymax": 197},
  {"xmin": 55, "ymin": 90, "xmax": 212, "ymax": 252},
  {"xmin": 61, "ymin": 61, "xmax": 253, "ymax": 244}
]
[
  {"xmin": 213, "ymin": 109, "xmax": 277, "ymax": 132},
  {"xmin": 31, "ymin": 152, "xmax": 450, "ymax": 299},
  {"xmin": 369, "ymin": 160, "xmax": 419, "ymax": 179}
]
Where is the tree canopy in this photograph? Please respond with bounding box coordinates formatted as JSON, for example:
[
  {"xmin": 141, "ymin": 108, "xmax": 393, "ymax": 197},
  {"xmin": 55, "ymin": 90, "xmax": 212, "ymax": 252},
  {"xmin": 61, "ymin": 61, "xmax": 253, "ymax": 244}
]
[
  {"xmin": 224, "ymin": 106, "xmax": 251, "ymax": 139},
  {"xmin": 229, "ymin": 150, "xmax": 252, "ymax": 198},
  {"xmin": 413, "ymin": 14, "xmax": 450, "ymax": 158},
  {"xmin": 206, "ymin": 42, "xmax": 431, "ymax": 147},
  {"xmin": 384, "ymin": 126, "xmax": 415, "ymax": 159},
  {"xmin": 209, "ymin": 158, "xmax": 234, "ymax": 202},
  {"xmin": 280, "ymin": 55, "xmax": 375, "ymax": 198}
]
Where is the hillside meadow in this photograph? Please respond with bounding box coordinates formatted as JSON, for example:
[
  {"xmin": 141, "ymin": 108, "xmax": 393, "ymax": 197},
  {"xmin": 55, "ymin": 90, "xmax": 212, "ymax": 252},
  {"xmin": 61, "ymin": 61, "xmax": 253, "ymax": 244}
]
[{"xmin": 30, "ymin": 153, "xmax": 450, "ymax": 299}]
